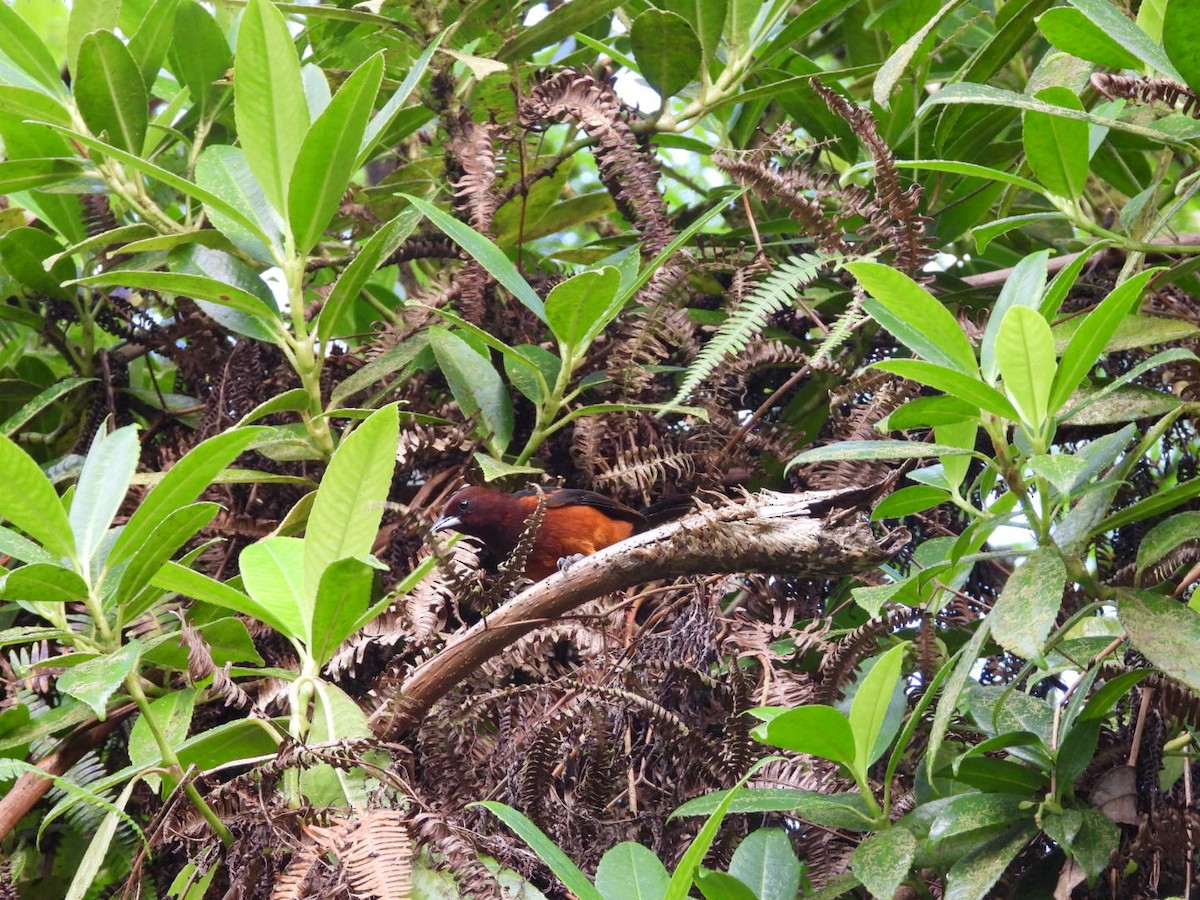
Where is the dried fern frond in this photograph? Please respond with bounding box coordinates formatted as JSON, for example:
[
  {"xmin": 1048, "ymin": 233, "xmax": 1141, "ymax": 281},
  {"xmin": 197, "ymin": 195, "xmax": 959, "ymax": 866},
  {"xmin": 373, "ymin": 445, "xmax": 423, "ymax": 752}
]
[{"xmin": 671, "ymin": 252, "xmax": 830, "ymax": 405}]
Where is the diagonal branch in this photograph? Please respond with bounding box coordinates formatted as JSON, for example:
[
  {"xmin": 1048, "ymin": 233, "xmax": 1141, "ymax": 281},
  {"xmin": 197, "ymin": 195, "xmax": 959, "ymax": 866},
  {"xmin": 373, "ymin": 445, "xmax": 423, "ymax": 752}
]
[{"xmin": 370, "ymin": 490, "xmax": 909, "ymax": 738}]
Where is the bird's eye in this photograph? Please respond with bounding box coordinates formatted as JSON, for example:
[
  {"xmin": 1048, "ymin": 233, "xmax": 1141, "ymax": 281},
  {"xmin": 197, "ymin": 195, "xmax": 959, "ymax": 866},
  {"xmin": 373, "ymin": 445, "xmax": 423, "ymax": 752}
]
[{"xmin": 459, "ymin": 499, "xmax": 470, "ymax": 511}]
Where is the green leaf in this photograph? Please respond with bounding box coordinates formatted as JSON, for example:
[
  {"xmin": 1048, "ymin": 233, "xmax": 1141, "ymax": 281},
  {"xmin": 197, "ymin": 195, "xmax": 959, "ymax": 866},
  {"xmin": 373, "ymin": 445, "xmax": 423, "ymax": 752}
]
[
  {"xmin": 929, "ymin": 794, "xmax": 1031, "ymax": 843},
  {"xmin": 882, "ymin": 396, "xmax": 980, "ymax": 430},
  {"xmin": 128, "ymin": 687, "xmax": 195, "ymax": 791},
  {"xmin": 358, "ymin": 30, "xmax": 444, "ymax": 167},
  {"xmin": 234, "ymin": 0, "xmax": 308, "ymax": 216},
  {"xmin": 1137, "ymin": 511, "xmax": 1200, "ymax": 581},
  {"xmin": 239, "ymin": 536, "xmax": 307, "ymax": 642},
  {"xmin": 113, "ymin": 503, "xmax": 220, "ymax": 609},
  {"xmin": 476, "ymin": 802, "xmax": 604, "ymax": 900},
  {"xmin": 0, "ymin": 85, "xmax": 71, "ymax": 126},
  {"xmin": 630, "ymin": 10, "xmax": 702, "ymax": 99},
  {"xmin": 665, "ymin": 0, "xmax": 727, "ymax": 63},
  {"xmin": 928, "ymin": 621, "xmax": 991, "ymax": 780},
  {"xmin": 496, "ymin": 0, "xmax": 625, "ymax": 62},
  {"xmin": 194, "ymin": 144, "xmax": 285, "ymax": 264},
  {"xmin": 944, "ymin": 825, "xmax": 1036, "ymax": 900},
  {"xmin": 851, "ymin": 828, "xmax": 917, "ymax": 900},
  {"xmin": 890, "ymin": 158, "xmax": 1043, "ymax": 195},
  {"xmin": 1, "ymin": 563, "xmax": 89, "ymax": 605},
  {"xmin": 874, "ymin": 0, "xmax": 960, "ymax": 107},
  {"xmin": 0, "ymin": 2, "xmax": 67, "ymax": 93},
  {"xmin": 595, "ymin": 842, "xmax": 670, "ymax": 900},
  {"xmin": 1119, "ymin": 590, "xmax": 1200, "ymax": 690},
  {"xmin": 753, "ymin": 705, "xmax": 857, "ymax": 768},
  {"xmin": 0, "ymin": 377, "xmax": 93, "ymax": 438},
  {"xmin": 309, "ymin": 557, "xmax": 375, "ymax": 665},
  {"xmin": 545, "ymin": 266, "xmax": 622, "ymax": 353},
  {"xmin": 673, "ymin": 788, "xmax": 876, "ymax": 830},
  {"xmin": 694, "ymin": 870, "xmax": 757, "ymax": 900},
  {"xmin": 70, "ymin": 424, "xmax": 140, "ymax": 572},
  {"xmin": 1164, "ymin": 0, "xmax": 1200, "ymax": 91},
  {"xmin": 989, "ymin": 547, "xmax": 1066, "ymax": 663},
  {"xmin": 1071, "ymin": 0, "xmax": 1182, "ymax": 81},
  {"xmin": 428, "ymin": 327, "xmax": 514, "ymax": 456},
  {"xmin": 996, "ymin": 305, "xmax": 1057, "ymax": 428},
  {"xmin": 153, "ymin": 560, "xmax": 295, "ymax": 637},
  {"xmin": 1037, "ymin": 7, "xmax": 1142, "ymax": 68},
  {"xmin": 728, "ymin": 828, "xmax": 802, "ymax": 900},
  {"xmin": 1028, "ymin": 454, "xmax": 1088, "ymax": 495},
  {"xmin": 849, "ymin": 642, "xmax": 908, "ymax": 773},
  {"xmin": 108, "ymin": 427, "xmax": 262, "ymax": 570},
  {"xmin": 1055, "ymin": 314, "xmax": 1200, "ymax": 355},
  {"xmin": 74, "ymin": 31, "xmax": 148, "ymax": 155},
  {"xmin": 66, "ymin": 0, "xmax": 119, "ymax": 77},
  {"xmin": 871, "ymin": 485, "xmax": 950, "ymax": 520},
  {"xmin": 873, "ymin": 359, "xmax": 1021, "ymax": 420},
  {"xmin": 788, "ymin": 440, "xmax": 976, "ymax": 468},
  {"xmin": 980, "ymin": 251, "xmax": 1049, "ymax": 384},
  {"xmin": 402, "ymin": 194, "xmax": 547, "ymax": 322},
  {"xmin": 288, "ymin": 53, "xmax": 382, "ymax": 254},
  {"xmin": 1023, "ymin": 86, "xmax": 1088, "ymax": 199},
  {"xmin": 167, "ymin": 1, "xmax": 230, "ymax": 115},
  {"xmin": 1050, "ymin": 270, "xmax": 1158, "ymax": 416},
  {"xmin": 0, "ymin": 226, "xmax": 77, "ymax": 301},
  {"xmin": 58, "ymin": 640, "xmax": 141, "ymax": 719},
  {"xmin": 64, "ymin": 778, "xmax": 139, "ymax": 900},
  {"xmin": 1066, "ymin": 808, "xmax": 1119, "ymax": 884},
  {"xmin": 320, "ymin": 207, "xmax": 420, "ymax": 338},
  {"xmin": 303, "ymin": 404, "xmax": 399, "ymax": 603},
  {"xmin": 0, "ymin": 432, "xmax": 75, "ymax": 561},
  {"xmin": 128, "ymin": 0, "xmax": 182, "ymax": 88},
  {"xmin": 848, "ymin": 261, "xmax": 977, "ymax": 374}
]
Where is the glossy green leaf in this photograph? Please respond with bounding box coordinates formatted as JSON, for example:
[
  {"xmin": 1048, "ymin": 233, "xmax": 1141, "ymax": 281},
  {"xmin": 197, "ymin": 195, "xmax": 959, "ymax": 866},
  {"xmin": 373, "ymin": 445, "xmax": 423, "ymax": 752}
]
[
  {"xmin": 1, "ymin": 563, "xmax": 88, "ymax": 604},
  {"xmin": 128, "ymin": 687, "xmax": 195, "ymax": 791},
  {"xmin": 665, "ymin": 0, "xmax": 726, "ymax": 63},
  {"xmin": 358, "ymin": 30, "xmax": 444, "ymax": 166},
  {"xmin": 289, "ymin": 53, "xmax": 382, "ymax": 254},
  {"xmin": 0, "ymin": 85, "xmax": 72, "ymax": 126},
  {"xmin": 1050, "ymin": 270, "xmax": 1158, "ymax": 416},
  {"xmin": 595, "ymin": 841, "xmax": 670, "ymax": 900},
  {"xmin": 728, "ymin": 828, "xmax": 802, "ymax": 900},
  {"xmin": 753, "ymin": 705, "xmax": 856, "ymax": 768},
  {"xmin": 1023, "ymin": 86, "xmax": 1087, "ymax": 199},
  {"xmin": 128, "ymin": 0, "xmax": 182, "ymax": 88},
  {"xmin": 58, "ymin": 640, "xmax": 140, "ymax": 719},
  {"xmin": 194, "ymin": 145, "xmax": 284, "ymax": 264},
  {"xmin": 1164, "ymin": 0, "xmax": 1200, "ymax": 91},
  {"xmin": 996, "ymin": 306, "xmax": 1057, "ymax": 428},
  {"xmin": 167, "ymin": 1, "xmax": 230, "ymax": 115},
  {"xmin": 302, "ymin": 403, "xmax": 398, "ymax": 604},
  {"xmin": 320, "ymin": 207, "xmax": 420, "ymax": 338},
  {"xmin": 476, "ymin": 802, "xmax": 604, "ymax": 900},
  {"xmin": 875, "ymin": 0, "xmax": 960, "ymax": 107},
  {"xmin": 1071, "ymin": 0, "xmax": 1182, "ymax": 80},
  {"xmin": 75, "ymin": 31, "xmax": 147, "ymax": 155},
  {"xmin": 0, "ymin": 158, "xmax": 80, "ymax": 194},
  {"xmin": 1037, "ymin": 7, "xmax": 1141, "ymax": 68},
  {"xmin": 429, "ymin": 327, "xmax": 514, "ymax": 456},
  {"xmin": 113, "ymin": 502, "xmax": 220, "ymax": 608},
  {"xmin": 403, "ymin": 194, "xmax": 546, "ymax": 322},
  {"xmin": 630, "ymin": 10, "xmax": 702, "ymax": 99},
  {"xmin": 545, "ymin": 266, "xmax": 622, "ymax": 353},
  {"xmin": 496, "ymin": 0, "xmax": 624, "ymax": 62},
  {"xmin": 0, "ymin": 432, "xmax": 75, "ymax": 561},
  {"xmin": 153, "ymin": 560, "xmax": 294, "ymax": 636},
  {"xmin": 673, "ymin": 787, "xmax": 875, "ymax": 829},
  {"xmin": 309, "ymin": 557, "xmax": 375, "ymax": 665},
  {"xmin": 851, "ymin": 828, "xmax": 917, "ymax": 900},
  {"xmin": 789, "ymin": 440, "xmax": 976, "ymax": 468},
  {"xmin": 873, "ymin": 360, "xmax": 1020, "ymax": 420},
  {"xmin": 848, "ymin": 261, "xmax": 977, "ymax": 374},
  {"xmin": 234, "ymin": 0, "xmax": 308, "ymax": 216},
  {"xmin": 849, "ymin": 642, "xmax": 908, "ymax": 773},
  {"xmin": 66, "ymin": 0, "xmax": 119, "ymax": 77},
  {"xmin": 0, "ymin": 2, "xmax": 66, "ymax": 93},
  {"xmin": 694, "ymin": 870, "xmax": 756, "ymax": 900},
  {"xmin": 0, "ymin": 376, "xmax": 92, "ymax": 439},
  {"xmin": 871, "ymin": 485, "xmax": 950, "ymax": 520},
  {"xmin": 883, "ymin": 396, "xmax": 980, "ymax": 430},
  {"xmin": 0, "ymin": 226, "xmax": 76, "ymax": 301},
  {"xmin": 70, "ymin": 424, "xmax": 140, "ymax": 571},
  {"xmin": 980, "ymin": 251, "xmax": 1049, "ymax": 385}
]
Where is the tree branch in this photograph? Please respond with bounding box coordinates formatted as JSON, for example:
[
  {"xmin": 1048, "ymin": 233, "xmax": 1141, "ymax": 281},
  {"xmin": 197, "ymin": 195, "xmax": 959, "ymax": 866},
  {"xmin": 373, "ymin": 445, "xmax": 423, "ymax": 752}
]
[{"xmin": 370, "ymin": 489, "xmax": 909, "ymax": 738}]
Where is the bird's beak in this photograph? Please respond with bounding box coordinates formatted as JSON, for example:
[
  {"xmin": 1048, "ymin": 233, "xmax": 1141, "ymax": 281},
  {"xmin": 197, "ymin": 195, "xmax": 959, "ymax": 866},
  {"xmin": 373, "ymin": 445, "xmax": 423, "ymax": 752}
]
[{"xmin": 431, "ymin": 515, "xmax": 462, "ymax": 533}]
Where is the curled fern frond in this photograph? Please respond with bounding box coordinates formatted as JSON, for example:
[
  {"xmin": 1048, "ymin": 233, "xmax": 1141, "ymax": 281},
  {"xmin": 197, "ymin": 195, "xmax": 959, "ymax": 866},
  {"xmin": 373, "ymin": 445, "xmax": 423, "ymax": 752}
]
[{"xmin": 671, "ymin": 252, "xmax": 831, "ymax": 405}]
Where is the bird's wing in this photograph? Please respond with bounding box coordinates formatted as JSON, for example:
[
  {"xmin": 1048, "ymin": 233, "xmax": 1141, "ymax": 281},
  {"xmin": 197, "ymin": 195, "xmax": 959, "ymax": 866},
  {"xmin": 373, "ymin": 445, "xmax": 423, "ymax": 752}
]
[{"xmin": 512, "ymin": 487, "xmax": 645, "ymax": 525}]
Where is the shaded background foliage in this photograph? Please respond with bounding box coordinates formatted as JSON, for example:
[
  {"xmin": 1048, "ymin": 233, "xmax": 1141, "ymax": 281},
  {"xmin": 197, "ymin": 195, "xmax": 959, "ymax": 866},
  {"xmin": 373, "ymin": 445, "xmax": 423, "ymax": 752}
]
[{"xmin": 0, "ymin": 0, "xmax": 1199, "ymax": 898}]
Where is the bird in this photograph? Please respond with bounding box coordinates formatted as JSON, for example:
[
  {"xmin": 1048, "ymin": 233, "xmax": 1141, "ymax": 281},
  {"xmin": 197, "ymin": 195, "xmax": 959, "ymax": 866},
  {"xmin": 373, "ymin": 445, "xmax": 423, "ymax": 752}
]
[{"xmin": 431, "ymin": 485, "xmax": 649, "ymax": 580}]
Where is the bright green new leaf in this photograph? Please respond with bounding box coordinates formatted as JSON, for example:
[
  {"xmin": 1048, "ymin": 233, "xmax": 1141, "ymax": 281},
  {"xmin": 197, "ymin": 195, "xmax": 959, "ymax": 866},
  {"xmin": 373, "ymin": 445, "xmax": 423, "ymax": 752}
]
[
  {"xmin": 630, "ymin": 10, "xmax": 702, "ymax": 99},
  {"xmin": 874, "ymin": 359, "xmax": 1019, "ymax": 420},
  {"xmin": 320, "ymin": 207, "xmax": 420, "ymax": 339},
  {"xmin": 128, "ymin": 687, "xmax": 195, "ymax": 791},
  {"xmin": 153, "ymin": 560, "xmax": 296, "ymax": 637},
  {"xmin": 128, "ymin": 0, "xmax": 183, "ymax": 89},
  {"xmin": 545, "ymin": 266, "xmax": 622, "ymax": 353},
  {"xmin": 989, "ymin": 547, "xmax": 1066, "ymax": 663},
  {"xmin": 849, "ymin": 642, "xmax": 909, "ymax": 773},
  {"xmin": 66, "ymin": 0, "xmax": 119, "ymax": 77},
  {"xmin": 1038, "ymin": 7, "xmax": 1141, "ymax": 69},
  {"xmin": 234, "ymin": 0, "xmax": 309, "ymax": 216},
  {"xmin": 0, "ymin": 432, "xmax": 75, "ymax": 562},
  {"xmin": 309, "ymin": 557, "xmax": 375, "ymax": 665},
  {"xmin": 1050, "ymin": 270, "xmax": 1158, "ymax": 416},
  {"xmin": 753, "ymin": 705, "xmax": 857, "ymax": 769},
  {"xmin": 429, "ymin": 328, "xmax": 514, "ymax": 457},
  {"xmin": 1, "ymin": 563, "xmax": 89, "ymax": 605},
  {"xmin": 848, "ymin": 262, "xmax": 977, "ymax": 374},
  {"xmin": 194, "ymin": 144, "xmax": 285, "ymax": 264},
  {"xmin": 302, "ymin": 404, "xmax": 399, "ymax": 604},
  {"xmin": 70, "ymin": 424, "xmax": 140, "ymax": 572},
  {"xmin": 240, "ymin": 536, "xmax": 307, "ymax": 641},
  {"xmin": 996, "ymin": 305, "xmax": 1057, "ymax": 429},
  {"xmin": 288, "ymin": 53, "xmax": 383, "ymax": 254},
  {"xmin": 0, "ymin": 2, "xmax": 66, "ymax": 94},
  {"xmin": 980, "ymin": 250, "xmax": 1049, "ymax": 384}
]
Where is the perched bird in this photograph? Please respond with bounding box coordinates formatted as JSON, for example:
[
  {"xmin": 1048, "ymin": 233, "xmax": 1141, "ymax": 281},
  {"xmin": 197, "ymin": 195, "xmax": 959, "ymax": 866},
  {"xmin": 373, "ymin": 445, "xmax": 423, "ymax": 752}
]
[{"xmin": 431, "ymin": 485, "xmax": 648, "ymax": 580}]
